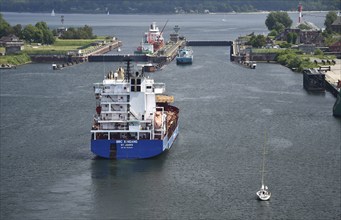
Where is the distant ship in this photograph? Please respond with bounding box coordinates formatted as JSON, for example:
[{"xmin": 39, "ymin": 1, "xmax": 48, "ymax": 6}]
[
  {"xmin": 90, "ymin": 59, "xmax": 179, "ymax": 159},
  {"xmin": 135, "ymin": 39, "xmax": 154, "ymax": 55},
  {"xmin": 135, "ymin": 22, "xmax": 167, "ymax": 54},
  {"xmin": 51, "ymin": 9, "xmax": 55, "ymax": 16},
  {"xmin": 176, "ymin": 47, "xmax": 193, "ymax": 65}
]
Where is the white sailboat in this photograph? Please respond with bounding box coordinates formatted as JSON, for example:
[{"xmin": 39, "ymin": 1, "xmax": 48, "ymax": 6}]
[
  {"xmin": 51, "ymin": 9, "xmax": 55, "ymax": 16},
  {"xmin": 256, "ymin": 132, "xmax": 271, "ymax": 201}
]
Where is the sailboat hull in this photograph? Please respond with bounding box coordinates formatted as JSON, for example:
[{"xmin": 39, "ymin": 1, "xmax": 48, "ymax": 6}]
[{"xmin": 256, "ymin": 190, "xmax": 271, "ymax": 201}]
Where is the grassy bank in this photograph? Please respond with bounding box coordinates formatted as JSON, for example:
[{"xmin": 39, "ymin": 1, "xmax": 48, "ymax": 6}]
[
  {"xmin": 23, "ymin": 37, "xmax": 107, "ymax": 55},
  {"xmin": 0, "ymin": 37, "xmax": 110, "ymax": 65},
  {"xmin": 53, "ymin": 38, "xmax": 105, "ymax": 46},
  {"xmin": 0, "ymin": 53, "xmax": 31, "ymax": 65},
  {"xmin": 252, "ymin": 48, "xmax": 336, "ymax": 72}
]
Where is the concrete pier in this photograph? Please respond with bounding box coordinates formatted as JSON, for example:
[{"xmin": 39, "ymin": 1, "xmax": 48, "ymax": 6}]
[
  {"xmin": 89, "ymin": 39, "xmax": 234, "ymax": 65},
  {"xmin": 89, "ymin": 39, "xmax": 186, "ymax": 69},
  {"xmin": 303, "ymin": 69, "xmax": 326, "ymax": 92},
  {"xmin": 230, "ymin": 41, "xmax": 245, "ymax": 62},
  {"xmin": 324, "ymin": 59, "xmax": 341, "ymax": 87},
  {"xmin": 324, "ymin": 59, "xmax": 341, "ymax": 97},
  {"xmin": 30, "ymin": 40, "xmax": 122, "ymax": 63},
  {"xmin": 89, "ymin": 54, "xmax": 148, "ymax": 62},
  {"xmin": 187, "ymin": 41, "xmax": 231, "ymax": 46}
]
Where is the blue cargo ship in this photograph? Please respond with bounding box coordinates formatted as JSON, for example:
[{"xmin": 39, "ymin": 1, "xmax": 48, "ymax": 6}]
[
  {"xmin": 176, "ymin": 47, "xmax": 193, "ymax": 65},
  {"xmin": 91, "ymin": 59, "xmax": 179, "ymax": 159}
]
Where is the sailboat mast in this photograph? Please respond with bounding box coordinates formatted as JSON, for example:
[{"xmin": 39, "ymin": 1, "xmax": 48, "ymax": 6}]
[{"xmin": 261, "ymin": 132, "xmax": 267, "ymax": 186}]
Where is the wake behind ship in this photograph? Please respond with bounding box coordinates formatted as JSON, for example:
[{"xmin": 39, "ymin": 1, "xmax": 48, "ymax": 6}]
[{"xmin": 90, "ymin": 59, "xmax": 179, "ymax": 159}]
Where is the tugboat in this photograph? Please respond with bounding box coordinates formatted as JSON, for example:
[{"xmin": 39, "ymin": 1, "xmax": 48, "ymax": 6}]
[
  {"xmin": 52, "ymin": 64, "xmax": 63, "ymax": 70},
  {"xmin": 134, "ymin": 21, "xmax": 168, "ymax": 54},
  {"xmin": 176, "ymin": 47, "xmax": 193, "ymax": 65},
  {"xmin": 90, "ymin": 58, "xmax": 179, "ymax": 159}
]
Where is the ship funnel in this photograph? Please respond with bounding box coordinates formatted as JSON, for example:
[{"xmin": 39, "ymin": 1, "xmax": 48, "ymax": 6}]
[
  {"xmin": 152, "ymin": 22, "xmax": 156, "ymax": 30},
  {"xmin": 174, "ymin": 25, "xmax": 180, "ymax": 33}
]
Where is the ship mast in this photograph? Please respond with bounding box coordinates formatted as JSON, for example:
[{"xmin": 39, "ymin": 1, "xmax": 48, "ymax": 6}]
[
  {"xmin": 261, "ymin": 132, "xmax": 267, "ymax": 187},
  {"xmin": 157, "ymin": 20, "xmax": 169, "ymax": 42}
]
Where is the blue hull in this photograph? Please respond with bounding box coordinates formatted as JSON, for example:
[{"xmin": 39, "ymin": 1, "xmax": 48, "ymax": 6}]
[
  {"xmin": 91, "ymin": 125, "xmax": 179, "ymax": 159},
  {"xmin": 176, "ymin": 57, "xmax": 193, "ymax": 65}
]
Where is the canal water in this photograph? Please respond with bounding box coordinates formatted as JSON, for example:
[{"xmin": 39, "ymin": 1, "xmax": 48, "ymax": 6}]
[{"xmin": 1, "ymin": 12, "xmax": 340, "ymax": 219}]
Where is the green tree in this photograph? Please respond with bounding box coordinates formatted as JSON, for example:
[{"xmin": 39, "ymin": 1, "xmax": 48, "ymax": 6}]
[
  {"xmin": 35, "ymin": 21, "xmax": 48, "ymax": 31},
  {"xmin": 265, "ymin": 11, "xmax": 293, "ymax": 33},
  {"xmin": 0, "ymin": 13, "xmax": 13, "ymax": 38},
  {"xmin": 268, "ymin": 29, "xmax": 278, "ymax": 37},
  {"xmin": 291, "ymin": 33, "xmax": 297, "ymax": 44},
  {"xmin": 297, "ymin": 23, "xmax": 312, "ymax": 30},
  {"xmin": 324, "ymin": 11, "xmax": 337, "ymax": 33},
  {"xmin": 22, "ymin": 24, "xmax": 39, "ymax": 43},
  {"xmin": 287, "ymin": 32, "xmax": 298, "ymax": 44},
  {"xmin": 35, "ymin": 21, "xmax": 55, "ymax": 44},
  {"xmin": 279, "ymin": 41, "xmax": 291, "ymax": 48},
  {"xmin": 41, "ymin": 29, "xmax": 55, "ymax": 44},
  {"xmin": 314, "ymin": 49, "xmax": 324, "ymax": 56},
  {"xmin": 21, "ymin": 22, "xmax": 55, "ymax": 44},
  {"xmin": 323, "ymin": 34, "xmax": 338, "ymax": 46},
  {"xmin": 247, "ymin": 34, "xmax": 266, "ymax": 48},
  {"xmin": 12, "ymin": 24, "xmax": 23, "ymax": 38},
  {"xmin": 273, "ymin": 22, "xmax": 285, "ymax": 33},
  {"xmin": 60, "ymin": 25, "xmax": 96, "ymax": 39}
]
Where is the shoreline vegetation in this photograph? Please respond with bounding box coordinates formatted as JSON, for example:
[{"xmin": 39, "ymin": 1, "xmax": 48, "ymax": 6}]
[
  {"xmin": 1, "ymin": 0, "xmax": 339, "ymax": 14},
  {"xmin": 0, "ymin": 37, "xmax": 109, "ymax": 66},
  {"xmin": 0, "ymin": 37, "xmax": 337, "ymax": 71},
  {"xmin": 0, "ymin": 53, "xmax": 31, "ymax": 66},
  {"xmin": 1, "ymin": 11, "xmax": 334, "ymax": 15},
  {"xmin": 233, "ymin": 10, "xmax": 340, "ymax": 72},
  {"xmin": 23, "ymin": 37, "xmax": 107, "ymax": 55},
  {"xmin": 1, "ymin": 10, "xmax": 339, "ymax": 71},
  {"xmin": 252, "ymin": 48, "xmax": 336, "ymax": 72},
  {"xmin": 1, "ymin": 40, "xmax": 336, "ymax": 71}
]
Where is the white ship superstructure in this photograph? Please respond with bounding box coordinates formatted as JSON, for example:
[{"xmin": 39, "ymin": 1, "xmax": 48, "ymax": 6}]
[{"xmin": 91, "ymin": 59, "xmax": 179, "ymax": 159}]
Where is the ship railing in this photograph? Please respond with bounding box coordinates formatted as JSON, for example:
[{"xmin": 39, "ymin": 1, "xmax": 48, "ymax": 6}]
[
  {"xmin": 101, "ymin": 95, "xmax": 129, "ymax": 103},
  {"xmin": 153, "ymin": 130, "xmax": 164, "ymax": 140},
  {"xmin": 98, "ymin": 116, "xmax": 128, "ymax": 122},
  {"xmin": 101, "ymin": 91, "xmax": 130, "ymax": 96},
  {"xmin": 101, "ymin": 101, "xmax": 129, "ymax": 105},
  {"xmin": 93, "ymin": 82, "xmax": 104, "ymax": 87},
  {"xmin": 103, "ymin": 121, "xmax": 146, "ymax": 132},
  {"xmin": 91, "ymin": 130, "xmax": 152, "ymax": 140}
]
